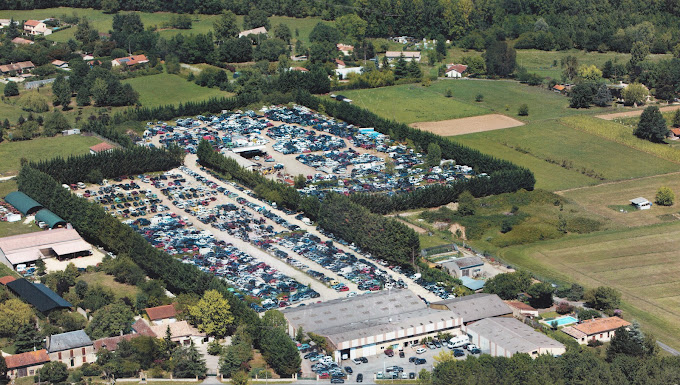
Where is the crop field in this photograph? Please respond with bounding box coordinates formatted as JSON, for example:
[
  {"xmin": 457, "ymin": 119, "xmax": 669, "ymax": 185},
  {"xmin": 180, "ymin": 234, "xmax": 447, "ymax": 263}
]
[
  {"xmin": 558, "ymin": 171, "xmax": 680, "ymax": 228},
  {"xmin": 454, "ymin": 121, "xmax": 680, "ymax": 191},
  {"xmin": 340, "ymin": 84, "xmax": 490, "ymax": 124},
  {"xmin": 122, "ymin": 73, "xmax": 231, "ymax": 107},
  {"xmin": 0, "ymin": 135, "xmax": 102, "ymax": 176},
  {"xmin": 500, "ymin": 222, "xmax": 680, "ymax": 350},
  {"xmin": 0, "ymin": 8, "xmax": 329, "ymax": 45},
  {"xmin": 411, "ymin": 114, "xmax": 524, "ymax": 136}
]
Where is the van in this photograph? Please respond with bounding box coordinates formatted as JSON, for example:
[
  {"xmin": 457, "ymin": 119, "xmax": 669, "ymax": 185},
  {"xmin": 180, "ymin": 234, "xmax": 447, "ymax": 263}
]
[{"xmin": 448, "ymin": 335, "xmax": 470, "ymax": 348}]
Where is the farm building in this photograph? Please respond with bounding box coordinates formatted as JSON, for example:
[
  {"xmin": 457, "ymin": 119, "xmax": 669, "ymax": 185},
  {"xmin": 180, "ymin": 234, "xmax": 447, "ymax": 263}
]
[
  {"xmin": 282, "ymin": 289, "xmax": 464, "ymax": 361},
  {"xmin": 385, "ymin": 51, "xmax": 421, "ymax": 62},
  {"xmin": 440, "ymin": 256, "xmax": 485, "ymax": 278},
  {"xmin": 630, "ymin": 197, "xmax": 651, "ymax": 210},
  {"xmin": 429, "ymin": 293, "xmax": 513, "ymax": 325},
  {"xmin": 464, "ymin": 317, "xmax": 566, "ymax": 358},
  {"xmin": 5, "ymin": 278, "xmax": 72, "ymax": 314},
  {"xmin": 35, "ymin": 208, "xmax": 67, "ymax": 229},
  {"xmin": 445, "ymin": 64, "xmax": 468, "ymax": 78},
  {"xmin": 0, "ymin": 227, "xmax": 92, "ymax": 270},
  {"xmin": 5, "ymin": 349, "xmax": 50, "ymax": 379},
  {"xmin": 238, "ymin": 26, "xmax": 268, "ymax": 38},
  {"xmin": 561, "ymin": 317, "xmax": 631, "ymax": 344},
  {"xmin": 89, "ymin": 142, "xmax": 115, "ymax": 154},
  {"xmin": 46, "ymin": 330, "xmax": 95, "ymax": 368},
  {"xmin": 5, "ymin": 191, "xmax": 43, "ymax": 215}
]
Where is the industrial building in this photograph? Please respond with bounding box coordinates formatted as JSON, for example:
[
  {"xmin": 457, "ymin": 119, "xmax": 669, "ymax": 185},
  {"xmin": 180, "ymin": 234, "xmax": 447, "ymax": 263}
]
[
  {"xmin": 282, "ymin": 289, "xmax": 464, "ymax": 361},
  {"xmin": 0, "ymin": 227, "xmax": 92, "ymax": 270},
  {"xmin": 464, "ymin": 317, "xmax": 566, "ymax": 358},
  {"xmin": 429, "ymin": 293, "xmax": 513, "ymax": 324}
]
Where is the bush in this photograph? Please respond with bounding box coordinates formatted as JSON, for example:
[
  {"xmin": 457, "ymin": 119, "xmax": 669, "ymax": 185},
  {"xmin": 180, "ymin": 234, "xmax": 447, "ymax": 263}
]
[
  {"xmin": 578, "ymin": 309, "xmax": 602, "ymax": 321},
  {"xmin": 655, "ymin": 186, "xmax": 675, "ymax": 206},
  {"xmin": 587, "ymin": 339, "xmax": 604, "ymax": 347},
  {"xmin": 81, "ymin": 363, "xmax": 102, "ymax": 376},
  {"xmin": 556, "ymin": 301, "xmax": 574, "ymax": 314},
  {"xmin": 518, "ymin": 104, "xmax": 529, "ymax": 116},
  {"xmin": 207, "ymin": 340, "xmax": 224, "ymax": 355},
  {"xmin": 4, "ymin": 81, "xmax": 19, "ymax": 97},
  {"xmin": 445, "ymin": 89, "xmax": 453, "ymax": 97},
  {"xmin": 475, "ymin": 94, "xmax": 484, "ymax": 102}
]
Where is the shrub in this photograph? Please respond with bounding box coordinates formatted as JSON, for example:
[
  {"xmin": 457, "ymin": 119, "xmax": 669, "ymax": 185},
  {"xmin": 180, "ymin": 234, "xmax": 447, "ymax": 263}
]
[
  {"xmin": 655, "ymin": 186, "xmax": 675, "ymax": 206},
  {"xmin": 587, "ymin": 339, "xmax": 604, "ymax": 347},
  {"xmin": 445, "ymin": 89, "xmax": 452, "ymax": 98},
  {"xmin": 556, "ymin": 301, "xmax": 574, "ymax": 314},
  {"xmin": 475, "ymin": 94, "xmax": 484, "ymax": 102},
  {"xmin": 518, "ymin": 104, "xmax": 529, "ymax": 116},
  {"xmin": 207, "ymin": 340, "xmax": 224, "ymax": 355},
  {"xmin": 578, "ymin": 309, "xmax": 602, "ymax": 321},
  {"xmin": 4, "ymin": 81, "xmax": 19, "ymax": 97}
]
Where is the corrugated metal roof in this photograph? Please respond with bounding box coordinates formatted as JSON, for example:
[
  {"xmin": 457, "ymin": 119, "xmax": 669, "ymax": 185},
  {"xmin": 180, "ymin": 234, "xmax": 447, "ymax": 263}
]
[
  {"xmin": 466, "ymin": 317, "xmax": 564, "ymax": 354},
  {"xmin": 6, "ymin": 278, "xmax": 72, "ymax": 313},
  {"xmin": 461, "ymin": 276, "xmax": 486, "ymax": 291},
  {"xmin": 5, "ymin": 191, "xmax": 42, "ymax": 215},
  {"xmin": 432, "ymin": 293, "xmax": 512, "ymax": 323}
]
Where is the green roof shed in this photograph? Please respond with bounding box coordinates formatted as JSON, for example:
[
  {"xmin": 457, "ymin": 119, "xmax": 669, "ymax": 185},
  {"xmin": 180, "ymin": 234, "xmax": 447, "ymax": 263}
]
[
  {"xmin": 35, "ymin": 209, "xmax": 67, "ymax": 229},
  {"xmin": 4, "ymin": 191, "xmax": 43, "ymax": 215}
]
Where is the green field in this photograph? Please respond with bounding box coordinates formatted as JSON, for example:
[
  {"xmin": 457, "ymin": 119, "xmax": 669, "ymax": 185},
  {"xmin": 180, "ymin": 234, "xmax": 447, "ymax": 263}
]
[
  {"xmin": 499, "ymin": 222, "xmax": 680, "ymax": 350},
  {"xmin": 122, "ymin": 73, "xmax": 231, "ymax": 107},
  {"xmin": 0, "ymin": 7, "xmax": 330, "ymax": 45},
  {"xmin": 0, "ymin": 135, "xmax": 103, "ymax": 176},
  {"xmin": 341, "ymin": 84, "xmax": 490, "ymax": 124}
]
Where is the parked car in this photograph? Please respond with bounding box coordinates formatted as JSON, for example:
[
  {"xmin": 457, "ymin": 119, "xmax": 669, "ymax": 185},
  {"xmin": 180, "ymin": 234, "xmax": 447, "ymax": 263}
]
[
  {"xmin": 399, "ymin": 350, "xmax": 405, "ymax": 358},
  {"xmin": 352, "ymin": 358, "xmax": 362, "ymax": 365},
  {"xmin": 409, "ymin": 372, "xmax": 416, "ymax": 379},
  {"xmin": 415, "ymin": 358, "xmax": 427, "ymax": 365},
  {"xmin": 331, "ymin": 379, "xmax": 344, "ymax": 384},
  {"xmin": 356, "ymin": 374, "xmax": 363, "ymax": 382},
  {"xmin": 470, "ymin": 348, "xmax": 482, "ymax": 354},
  {"xmin": 344, "ymin": 366, "xmax": 353, "ymax": 374},
  {"xmin": 416, "ymin": 348, "xmax": 427, "ymax": 354},
  {"xmin": 453, "ymin": 349, "xmax": 465, "ymax": 357}
]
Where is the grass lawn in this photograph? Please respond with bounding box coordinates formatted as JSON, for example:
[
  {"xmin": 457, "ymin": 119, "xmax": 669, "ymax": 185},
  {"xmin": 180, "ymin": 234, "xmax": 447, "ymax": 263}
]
[
  {"xmin": 79, "ymin": 271, "xmax": 139, "ymax": 299},
  {"xmin": 497, "ymin": 222, "xmax": 680, "ymax": 350},
  {"xmin": 0, "ymin": 135, "xmax": 103, "ymax": 176},
  {"xmin": 341, "ymin": 84, "xmax": 491, "ymax": 124},
  {"xmin": 122, "ymin": 73, "xmax": 232, "ymax": 107}
]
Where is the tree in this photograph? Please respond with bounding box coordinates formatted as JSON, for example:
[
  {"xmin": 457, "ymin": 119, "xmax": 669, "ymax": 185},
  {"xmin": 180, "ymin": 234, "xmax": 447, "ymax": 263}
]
[
  {"xmin": 90, "ymin": 78, "xmax": 109, "ymax": 107},
  {"xmin": 607, "ymin": 326, "xmax": 646, "ymax": 361},
  {"xmin": 243, "ymin": 9, "xmax": 270, "ymax": 30},
  {"xmin": 518, "ymin": 104, "xmax": 529, "ymax": 116},
  {"xmin": 101, "ymin": 0, "xmax": 120, "ymax": 14},
  {"xmin": 561, "ymin": 55, "xmax": 578, "ymax": 81},
  {"xmin": 3, "ymin": 81, "xmax": 18, "ymax": 97},
  {"xmin": 629, "ymin": 41, "xmax": 649, "ymax": 68},
  {"xmin": 173, "ymin": 342, "xmax": 207, "ymax": 378},
  {"xmin": 634, "ymin": 106, "xmax": 668, "ymax": 142},
  {"xmin": 655, "ymin": 186, "xmax": 675, "ymax": 206},
  {"xmin": 461, "ymin": 55, "xmax": 485, "ymax": 76},
  {"xmin": 483, "ymin": 270, "xmax": 532, "ymax": 300},
  {"xmin": 426, "ymin": 143, "xmax": 442, "ymax": 167},
  {"xmin": 457, "ymin": 190, "xmax": 476, "ymax": 216},
  {"xmin": 570, "ymin": 83, "xmax": 595, "ymax": 108},
  {"xmin": 39, "ymin": 362, "xmax": 68, "ymax": 384},
  {"xmin": 259, "ymin": 328, "xmax": 301, "ymax": 377},
  {"xmin": 231, "ymin": 370, "xmax": 249, "ymax": 385},
  {"xmin": 594, "ymin": 83, "xmax": 613, "ymax": 107},
  {"xmin": 484, "ymin": 40, "xmax": 516, "ymax": 78},
  {"xmin": 214, "ymin": 11, "xmax": 239, "ymax": 42},
  {"xmin": 52, "ymin": 75, "xmax": 71, "ymax": 109},
  {"xmin": 336, "ymin": 14, "xmax": 367, "ymax": 44},
  {"xmin": 253, "ymin": 38, "xmax": 288, "ymax": 62},
  {"xmin": 393, "ymin": 54, "xmax": 408, "ymax": 79},
  {"xmin": 188, "ymin": 290, "xmax": 234, "ymax": 338},
  {"xmin": 622, "ymin": 83, "xmax": 648, "ymax": 106},
  {"xmin": 526, "ymin": 282, "xmax": 554, "ymax": 308},
  {"xmin": 0, "ymin": 299, "xmax": 33, "ymax": 336},
  {"xmin": 407, "ymin": 60, "xmax": 422, "ymax": 79},
  {"xmin": 673, "ymin": 109, "xmax": 680, "ymax": 128},
  {"xmin": 309, "ymin": 23, "xmax": 340, "ymax": 44},
  {"xmin": 14, "ymin": 323, "xmax": 42, "ymax": 354},
  {"xmin": 21, "ymin": 93, "xmax": 49, "ymax": 113},
  {"xmin": 584, "ymin": 286, "xmax": 621, "ymax": 311},
  {"xmin": 219, "ymin": 341, "xmax": 253, "ymax": 377},
  {"xmin": 44, "ymin": 111, "xmax": 69, "ymax": 136},
  {"xmin": 577, "ymin": 64, "xmax": 603, "ymax": 83},
  {"xmin": 578, "ymin": 309, "xmax": 602, "ymax": 321},
  {"xmin": 272, "ymin": 23, "xmax": 292, "ymax": 45},
  {"xmin": 85, "ymin": 302, "xmax": 134, "ymax": 339}
]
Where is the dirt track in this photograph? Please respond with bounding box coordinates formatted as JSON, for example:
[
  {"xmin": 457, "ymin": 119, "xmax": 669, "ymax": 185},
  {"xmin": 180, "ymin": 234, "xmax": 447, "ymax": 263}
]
[
  {"xmin": 597, "ymin": 105, "xmax": 680, "ymax": 120},
  {"xmin": 410, "ymin": 114, "xmax": 524, "ymax": 136}
]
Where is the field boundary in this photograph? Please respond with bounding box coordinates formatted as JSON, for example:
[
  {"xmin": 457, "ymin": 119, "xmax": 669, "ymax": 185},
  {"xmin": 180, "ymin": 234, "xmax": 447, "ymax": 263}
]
[{"xmin": 596, "ymin": 104, "xmax": 680, "ymax": 120}]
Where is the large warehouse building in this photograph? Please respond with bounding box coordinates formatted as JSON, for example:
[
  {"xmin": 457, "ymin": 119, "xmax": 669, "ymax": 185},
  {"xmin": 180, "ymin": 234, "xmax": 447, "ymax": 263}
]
[
  {"xmin": 282, "ymin": 289, "xmax": 464, "ymax": 361},
  {"xmin": 464, "ymin": 317, "xmax": 566, "ymax": 358},
  {"xmin": 0, "ymin": 228, "xmax": 92, "ymax": 269}
]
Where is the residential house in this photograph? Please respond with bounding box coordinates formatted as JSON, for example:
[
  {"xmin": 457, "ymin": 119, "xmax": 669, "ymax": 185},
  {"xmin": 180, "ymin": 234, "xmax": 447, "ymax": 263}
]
[
  {"xmin": 51, "ymin": 60, "xmax": 68, "ymax": 69},
  {"xmin": 0, "ymin": 61, "xmax": 35, "ymax": 75},
  {"xmin": 385, "ymin": 51, "xmax": 421, "ymax": 62},
  {"xmin": 552, "ymin": 84, "xmax": 566, "ymax": 93},
  {"xmin": 670, "ymin": 128, "xmax": 680, "ymax": 139},
  {"xmin": 440, "ymin": 256, "xmax": 484, "ymax": 278},
  {"xmin": 464, "ymin": 317, "xmax": 566, "ymax": 358},
  {"xmin": 445, "ymin": 64, "xmax": 468, "ymax": 78},
  {"xmin": 80, "ymin": 53, "xmax": 94, "ymax": 61},
  {"xmin": 24, "ymin": 20, "xmax": 52, "ymax": 36},
  {"xmin": 145, "ymin": 303, "xmax": 179, "ymax": 325},
  {"xmin": 238, "ymin": 27, "xmax": 268, "ymax": 38},
  {"xmin": 46, "ymin": 330, "xmax": 96, "ymax": 368},
  {"xmin": 335, "ymin": 59, "xmax": 346, "ymax": 69},
  {"xmin": 0, "ymin": 19, "xmax": 18, "ymax": 27},
  {"xmin": 89, "ymin": 142, "xmax": 115, "ymax": 154},
  {"xmin": 111, "ymin": 54, "xmax": 149, "ymax": 68},
  {"xmin": 149, "ymin": 320, "xmax": 208, "ymax": 346},
  {"xmin": 337, "ymin": 44, "xmax": 354, "ymax": 56},
  {"xmin": 11, "ymin": 37, "xmax": 34, "ymax": 45},
  {"xmin": 505, "ymin": 301, "xmax": 539, "ymax": 318},
  {"xmin": 289, "ymin": 67, "xmax": 309, "ymax": 72},
  {"xmin": 561, "ymin": 317, "xmax": 632, "ymax": 344},
  {"xmin": 5, "ymin": 349, "xmax": 50, "ymax": 379}
]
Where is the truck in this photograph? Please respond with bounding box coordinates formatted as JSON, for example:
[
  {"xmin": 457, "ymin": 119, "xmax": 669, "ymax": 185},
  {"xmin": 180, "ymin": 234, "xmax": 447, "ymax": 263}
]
[{"xmin": 448, "ymin": 335, "xmax": 470, "ymax": 349}]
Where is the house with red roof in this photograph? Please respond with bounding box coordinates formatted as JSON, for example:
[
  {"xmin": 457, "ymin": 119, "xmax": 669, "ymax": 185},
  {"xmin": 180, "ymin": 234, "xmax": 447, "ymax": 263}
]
[
  {"xmin": 5, "ymin": 349, "xmax": 50, "ymax": 379},
  {"xmin": 111, "ymin": 54, "xmax": 149, "ymax": 68},
  {"xmin": 561, "ymin": 317, "xmax": 631, "ymax": 344},
  {"xmin": 89, "ymin": 142, "xmax": 115, "ymax": 154},
  {"xmin": 23, "ymin": 20, "xmax": 51, "ymax": 36},
  {"xmin": 145, "ymin": 303, "xmax": 179, "ymax": 325},
  {"xmin": 337, "ymin": 44, "xmax": 354, "ymax": 56},
  {"xmin": 445, "ymin": 64, "xmax": 468, "ymax": 78},
  {"xmin": 11, "ymin": 37, "xmax": 34, "ymax": 45}
]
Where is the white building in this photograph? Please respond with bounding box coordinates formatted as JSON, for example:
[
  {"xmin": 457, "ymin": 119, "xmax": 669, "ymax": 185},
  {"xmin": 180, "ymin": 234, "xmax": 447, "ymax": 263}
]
[
  {"xmin": 23, "ymin": 20, "xmax": 52, "ymax": 36},
  {"xmin": 238, "ymin": 26, "xmax": 268, "ymax": 38},
  {"xmin": 630, "ymin": 197, "xmax": 651, "ymax": 210},
  {"xmin": 464, "ymin": 317, "xmax": 566, "ymax": 358},
  {"xmin": 335, "ymin": 67, "xmax": 363, "ymax": 80},
  {"xmin": 445, "ymin": 64, "xmax": 468, "ymax": 78},
  {"xmin": 385, "ymin": 51, "xmax": 421, "ymax": 62}
]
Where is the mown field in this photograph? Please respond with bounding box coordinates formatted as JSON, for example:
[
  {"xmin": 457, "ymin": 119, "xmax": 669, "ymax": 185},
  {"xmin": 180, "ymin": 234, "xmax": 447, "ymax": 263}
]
[
  {"xmin": 0, "ymin": 134, "xmax": 102, "ymax": 175},
  {"xmin": 122, "ymin": 73, "xmax": 231, "ymax": 107},
  {"xmin": 0, "ymin": 7, "xmax": 330, "ymax": 45},
  {"xmin": 499, "ymin": 222, "xmax": 680, "ymax": 350}
]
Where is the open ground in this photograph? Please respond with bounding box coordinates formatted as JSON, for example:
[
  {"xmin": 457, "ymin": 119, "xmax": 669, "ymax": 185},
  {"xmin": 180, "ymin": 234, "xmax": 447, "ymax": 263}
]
[
  {"xmin": 122, "ymin": 73, "xmax": 232, "ymax": 107},
  {"xmin": 410, "ymin": 114, "xmax": 524, "ymax": 136},
  {"xmin": 596, "ymin": 104, "xmax": 680, "ymax": 120}
]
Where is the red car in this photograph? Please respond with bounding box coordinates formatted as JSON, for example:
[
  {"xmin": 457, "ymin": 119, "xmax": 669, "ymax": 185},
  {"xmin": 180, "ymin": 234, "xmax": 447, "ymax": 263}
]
[{"xmin": 339, "ymin": 286, "xmax": 349, "ymax": 292}]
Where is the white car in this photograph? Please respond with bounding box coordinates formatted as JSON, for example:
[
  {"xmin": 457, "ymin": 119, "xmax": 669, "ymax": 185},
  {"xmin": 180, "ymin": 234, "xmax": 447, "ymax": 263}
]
[
  {"xmin": 352, "ymin": 358, "xmax": 362, "ymax": 365},
  {"xmin": 416, "ymin": 348, "xmax": 427, "ymax": 354},
  {"xmin": 466, "ymin": 344, "xmax": 479, "ymax": 351}
]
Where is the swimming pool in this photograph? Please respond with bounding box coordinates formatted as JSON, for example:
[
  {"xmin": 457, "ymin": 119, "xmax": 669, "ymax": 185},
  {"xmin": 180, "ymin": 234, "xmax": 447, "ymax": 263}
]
[{"xmin": 541, "ymin": 315, "xmax": 578, "ymax": 327}]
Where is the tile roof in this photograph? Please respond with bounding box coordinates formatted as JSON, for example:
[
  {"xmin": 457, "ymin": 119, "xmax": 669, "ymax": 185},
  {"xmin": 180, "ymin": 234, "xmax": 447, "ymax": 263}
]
[
  {"xmin": 571, "ymin": 317, "xmax": 631, "ymax": 336},
  {"xmin": 505, "ymin": 301, "xmax": 537, "ymax": 312},
  {"xmin": 47, "ymin": 330, "xmax": 93, "ymax": 352},
  {"xmin": 336, "ymin": 44, "xmax": 354, "ymax": 51},
  {"xmin": 93, "ymin": 334, "xmax": 135, "ymax": 351},
  {"xmin": 0, "ymin": 61, "xmax": 35, "ymax": 73},
  {"xmin": 671, "ymin": 128, "xmax": 680, "ymax": 136},
  {"xmin": 145, "ymin": 304, "xmax": 178, "ymax": 321},
  {"xmin": 11, "ymin": 37, "xmax": 34, "ymax": 45},
  {"xmin": 112, "ymin": 54, "xmax": 149, "ymax": 66},
  {"xmin": 4, "ymin": 349, "xmax": 50, "ymax": 369},
  {"xmin": 446, "ymin": 64, "xmax": 468, "ymax": 74},
  {"xmin": 0, "ymin": 275, "xmax": 17, "ymax": 285},
  {"xmin": 553, "ymin": 85, "xmax": 566, "ymax": 91},
  {"xmin": 90, "ymin": 142, "xmax": 115, "ymax": 152},
  {"xmin": 51, "ymin": 60, "xmax": 66, "ymax": 66},
  {"xmin": 132, "ymin": 318, "xmax": 158, "ymax": 337},
  {"xmin": 24, "ymin": 20, "xmax": 41, "ymax": 27}
]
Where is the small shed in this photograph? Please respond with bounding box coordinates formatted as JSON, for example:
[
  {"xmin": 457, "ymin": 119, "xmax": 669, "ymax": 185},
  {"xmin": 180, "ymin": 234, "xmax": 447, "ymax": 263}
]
[
  {"xmin": 35, "ymin": 208, "xmax": 67, "ymax": 229},
  {"xmin": 630, "ymin": 197, "xmax": 651, "ymax": 210},
  {"xmin": 5, "ymin": 191, "xmax": 43, "ymax": 215}
]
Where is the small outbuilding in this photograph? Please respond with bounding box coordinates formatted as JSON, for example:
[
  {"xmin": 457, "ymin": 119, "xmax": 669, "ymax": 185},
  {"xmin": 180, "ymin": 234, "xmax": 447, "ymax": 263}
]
[
  {"xmin": 89, "ymin": 142, "xmax": 115, "ymax": 154},
  {"xmin": 5, "ymin": 191, "xmax": 43, "ymax": 215},
  {"xmin": 630, "ymin": 197, "xmax": 651, "ymax": 210},
  {"xmin": 35, "ymin": 208, "xmax": 67, "ymax": 229}
]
